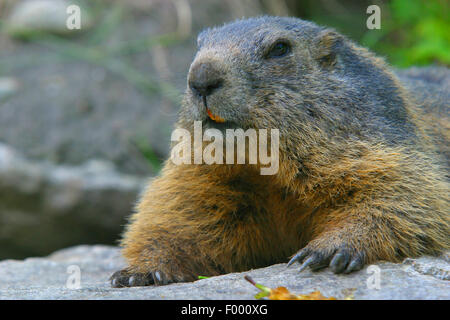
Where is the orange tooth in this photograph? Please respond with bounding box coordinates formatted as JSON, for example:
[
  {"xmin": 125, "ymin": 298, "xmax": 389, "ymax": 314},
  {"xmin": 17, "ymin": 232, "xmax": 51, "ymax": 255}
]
[{"xmin": 206, "ymin": 108, "xmax": 226, "ymax": 123}]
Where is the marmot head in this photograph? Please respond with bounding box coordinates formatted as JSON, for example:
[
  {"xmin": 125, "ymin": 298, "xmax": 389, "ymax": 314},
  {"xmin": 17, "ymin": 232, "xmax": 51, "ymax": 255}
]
[{"xmin": 178, "ymin": 16, "xmax": 409, "ymax": 161}]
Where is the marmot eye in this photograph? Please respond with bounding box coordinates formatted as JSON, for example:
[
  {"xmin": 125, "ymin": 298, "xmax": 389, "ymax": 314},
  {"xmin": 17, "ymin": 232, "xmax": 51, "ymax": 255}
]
[{"xmin": 267, "ymin": 41, "xmax": 291, "ymax": 58}]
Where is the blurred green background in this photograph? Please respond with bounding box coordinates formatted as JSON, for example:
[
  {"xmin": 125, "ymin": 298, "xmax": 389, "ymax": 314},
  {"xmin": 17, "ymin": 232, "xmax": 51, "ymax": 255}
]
[
  {"xmin": 0, "ymin": 0, "xmax": 448, "ymax": 259},
  {"xmin": 295, "ymin": 0, "xmax": 450, "ymax": 67}
]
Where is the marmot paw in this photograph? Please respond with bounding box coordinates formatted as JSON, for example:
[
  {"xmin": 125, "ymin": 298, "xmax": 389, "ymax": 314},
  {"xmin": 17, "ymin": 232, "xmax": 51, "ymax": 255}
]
[
  {"xmin": 110, "ymin": 268, "xmax": 172, "ymax": 287},
  {"xmin": 287, "ymin": 245, "xmax": 366, "ymax": 274}
]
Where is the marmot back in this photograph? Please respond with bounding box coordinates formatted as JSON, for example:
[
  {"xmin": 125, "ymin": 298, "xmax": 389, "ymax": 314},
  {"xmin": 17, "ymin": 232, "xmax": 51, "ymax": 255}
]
[
  {"xmin": 396, "ymin": 67, "xmax": 450, "ymax": 167},
  {"xmin": 110, "ymin": 16, "xmax": 449, "ymax": 287}
]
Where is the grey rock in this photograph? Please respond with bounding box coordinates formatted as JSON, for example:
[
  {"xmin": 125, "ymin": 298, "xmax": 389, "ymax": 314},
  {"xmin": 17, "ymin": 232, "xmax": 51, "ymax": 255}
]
[
  {"xmin": 0, "ymin": 0, "xmax": 265, "ymax": 175},
  {"xmin": 0, "ymin": 77, "xmax": 19, "ymax": 102},
  {"xmin": 0, "ymin": 245, "xmax": 448, "ymax": 299},
  {"xmin": 0, "ymin": 143, "xmax": 146, "ymax": 259},
  {"xmin": 0, "ymin": 0, "xmax": 268, "ymax": 260},
  {"xmin": 403, "ymin": 255, "xmax": 450, "ymax": 281}
]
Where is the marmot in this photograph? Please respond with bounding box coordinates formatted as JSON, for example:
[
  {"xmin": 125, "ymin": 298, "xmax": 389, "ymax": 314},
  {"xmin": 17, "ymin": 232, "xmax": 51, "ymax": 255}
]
[{"xmin": 111, "ymin": 16, "xmax": 449, "ymax": 287}]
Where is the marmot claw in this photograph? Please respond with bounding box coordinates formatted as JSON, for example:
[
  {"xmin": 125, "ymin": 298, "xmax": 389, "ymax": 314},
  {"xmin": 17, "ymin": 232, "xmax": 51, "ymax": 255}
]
[
  {"xmin": 288, "ymin": 246, "xmax": 365, "ymax": 274},
  {"xmin": 110, "ymin": 269, "xmax": 171, "ymax": 287}
]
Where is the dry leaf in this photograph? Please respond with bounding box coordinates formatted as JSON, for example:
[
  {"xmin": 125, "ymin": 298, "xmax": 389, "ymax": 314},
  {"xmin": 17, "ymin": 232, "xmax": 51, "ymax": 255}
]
[{"xmin": 245, "ymin": 275, "xmax": 338, "ymax": 300}]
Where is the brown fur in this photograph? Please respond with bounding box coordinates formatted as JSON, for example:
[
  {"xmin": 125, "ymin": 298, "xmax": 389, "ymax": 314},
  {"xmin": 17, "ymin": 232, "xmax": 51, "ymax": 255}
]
[{"xmin": 111, "ymin": 17, "xmax": 449, "ymax": 287}]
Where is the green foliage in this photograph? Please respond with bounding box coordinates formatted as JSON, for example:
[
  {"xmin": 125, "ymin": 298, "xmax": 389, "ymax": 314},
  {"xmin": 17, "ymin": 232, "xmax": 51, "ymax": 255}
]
[
  {"xmin": 133, "ymin": 139, "xmax": 163, "ymax": 173},
  {"xmin": 361, "ymin": 0, "xmax": 450, "ymax": 67}
]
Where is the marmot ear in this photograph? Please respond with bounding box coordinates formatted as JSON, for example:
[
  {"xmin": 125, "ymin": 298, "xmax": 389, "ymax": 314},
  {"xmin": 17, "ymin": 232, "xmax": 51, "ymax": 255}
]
[{"xmin": 313, "ymin": 29, "xmax": 343, "ymax": 68}]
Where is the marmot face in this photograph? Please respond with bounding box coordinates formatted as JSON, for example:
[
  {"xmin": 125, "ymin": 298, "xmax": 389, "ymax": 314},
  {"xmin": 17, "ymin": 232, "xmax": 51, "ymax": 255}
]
[
  {"xmin": 179, "ymin": 16, "xmax": 390, "ymax": 159},
  {"xmin": 183, "ymin": 17, "xmax": 321, "ymax": 131}
]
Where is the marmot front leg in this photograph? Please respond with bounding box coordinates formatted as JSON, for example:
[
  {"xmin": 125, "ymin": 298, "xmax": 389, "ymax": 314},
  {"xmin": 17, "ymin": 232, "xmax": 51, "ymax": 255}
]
[
  {"xmin": 110, "ymin": 227, "xmax": 206, "ymax": 287},
  {"xmin": 288, "ymin": 198, "xmax": 430, "ymax": 274},
  {"xmin": 287, "ymin": 223, "xmax": 368, "ymax": 274},
  {"xmin": 111, "ymin": 219, "xmax": 215, "ymax": 287},
  {"xmin": 110, "ymin": 164, "xmax": 231, "ymax": 287}
]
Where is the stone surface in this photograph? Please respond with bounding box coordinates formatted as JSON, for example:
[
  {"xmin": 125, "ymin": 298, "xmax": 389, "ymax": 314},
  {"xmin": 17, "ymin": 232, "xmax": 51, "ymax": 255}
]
[
  {"xmin": 0, "ymin": 77, "xmax": 19, "ymax": 102},
  {"xmin": 0, "ymin": 245, "xmax": 448, "ymax": 300},
  {"xmin": 0, "ymin": 143, "xmax": 146, "ymax": 259}
]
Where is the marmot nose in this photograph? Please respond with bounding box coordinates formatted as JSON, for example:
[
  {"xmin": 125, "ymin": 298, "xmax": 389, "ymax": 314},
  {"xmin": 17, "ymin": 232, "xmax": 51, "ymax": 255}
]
[{"xmin": 188, "ymin": 62, "xmax": 224, "ymax": 97}]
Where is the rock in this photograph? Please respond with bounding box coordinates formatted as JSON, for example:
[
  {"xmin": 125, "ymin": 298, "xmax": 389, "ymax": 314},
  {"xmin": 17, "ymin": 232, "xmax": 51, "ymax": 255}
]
[
  {"xmin": 0, "ymin": 245, "xmax": 448, "ymax": 299},
  {"xmin": 0, "ymin": 0, "xmax": 266, "ymax": 175},
  {"xmin": 403, "ymin": 255, "xmax": 450, "ymax": 280},
  {"xmin": 0, "ymin": 143, "xmax": 146, "ymax": 259},
  {"xmin": 0, "ymin": 0, "xmax": 270, "ymax": 260},
  {"xmin": 6, "ymin": 0, "xmax": 93, "ymax": 38},
  {"xmin": 0, "ymin": 77, "xmax": 19, "ymax": 102}
]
